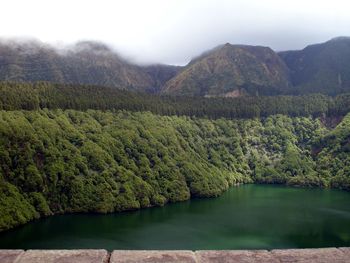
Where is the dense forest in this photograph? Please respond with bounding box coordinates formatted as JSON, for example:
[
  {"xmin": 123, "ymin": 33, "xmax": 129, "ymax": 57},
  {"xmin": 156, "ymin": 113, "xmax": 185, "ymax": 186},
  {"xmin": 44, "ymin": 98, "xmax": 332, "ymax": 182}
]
[
  {"xmin": 1, "ymin": 107, "xmax": 350, "ymax": 232},
  {"xmin": 0, "ymin": 81, "xmax": 350, "ymax": 232},
  {"xmin": 1, "ymin": 82, "xmax": 350, "ymax": 118}
]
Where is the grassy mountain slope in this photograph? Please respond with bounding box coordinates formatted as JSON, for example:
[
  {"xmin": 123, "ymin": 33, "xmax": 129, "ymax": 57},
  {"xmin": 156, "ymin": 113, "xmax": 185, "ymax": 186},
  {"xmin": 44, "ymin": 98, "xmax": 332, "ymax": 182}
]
[
  {"xmin": 279, "ymin": 37, "xmax": 350, "ymax": 95},
  {"xmin": 162, "ymin": 44, "xmax": 291, "ymax": 96},
  {"xmin": 2, "ymin": 37, "xmax": 350, "ymax": 96},
  {"xmin": 0, "ymin": 40, "xmax": 179, "ymax": 91}
]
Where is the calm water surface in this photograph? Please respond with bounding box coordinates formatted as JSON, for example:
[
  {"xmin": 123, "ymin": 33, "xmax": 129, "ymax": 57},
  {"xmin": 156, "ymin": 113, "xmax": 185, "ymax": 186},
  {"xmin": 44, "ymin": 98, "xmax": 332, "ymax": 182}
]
[{"xmin": 0, "ymin": 185, "xmax": 349, "ymax": 250}]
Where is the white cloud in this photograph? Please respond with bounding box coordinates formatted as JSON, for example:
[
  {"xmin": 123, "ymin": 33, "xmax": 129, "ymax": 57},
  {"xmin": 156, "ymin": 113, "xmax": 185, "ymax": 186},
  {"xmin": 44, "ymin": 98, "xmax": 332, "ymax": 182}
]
[{"xmin": 1, "ymin": 0, "xmax": 350, "ymax": 65}]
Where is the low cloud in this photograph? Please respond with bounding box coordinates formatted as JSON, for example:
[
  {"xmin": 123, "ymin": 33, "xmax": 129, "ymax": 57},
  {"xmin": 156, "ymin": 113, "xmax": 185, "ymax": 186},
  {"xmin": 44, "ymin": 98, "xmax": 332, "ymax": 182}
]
[{"xmin": 1, "ymin": 0, "xmax": 349, "ymax": 65}]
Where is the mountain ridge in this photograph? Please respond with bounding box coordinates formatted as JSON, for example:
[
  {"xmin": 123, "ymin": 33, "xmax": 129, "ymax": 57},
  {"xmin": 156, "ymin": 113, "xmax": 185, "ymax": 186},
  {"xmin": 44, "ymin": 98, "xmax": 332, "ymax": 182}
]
[{"xmin": 1, "ymin": 37, "xmax": 350, "ymax": 96}]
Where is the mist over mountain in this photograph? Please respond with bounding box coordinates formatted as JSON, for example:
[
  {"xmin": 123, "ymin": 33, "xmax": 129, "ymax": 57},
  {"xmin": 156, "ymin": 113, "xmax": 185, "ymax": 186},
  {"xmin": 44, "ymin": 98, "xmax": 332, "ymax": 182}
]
[
  {"xmin": 0, "ymin": 40, "xmax": 180, "ymax": 92},
  {"xmin": 0, "ymin": 37, "xmax": 350, "ymax": 96}
]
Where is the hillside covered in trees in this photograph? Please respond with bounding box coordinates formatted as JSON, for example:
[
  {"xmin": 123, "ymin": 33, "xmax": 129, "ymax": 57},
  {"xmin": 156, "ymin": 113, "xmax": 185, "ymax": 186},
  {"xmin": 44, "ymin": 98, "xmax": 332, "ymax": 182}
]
[
  {"xmin": 1, "ymin": 108, "xmax": 350, "ymax": 232},
  {"xmin": 0, "ymin": 81, "xmax": 350, "ymax": 232},
  {"xmin": 1, "ymin": 82, "xmax": 350, "ymax": 119}
]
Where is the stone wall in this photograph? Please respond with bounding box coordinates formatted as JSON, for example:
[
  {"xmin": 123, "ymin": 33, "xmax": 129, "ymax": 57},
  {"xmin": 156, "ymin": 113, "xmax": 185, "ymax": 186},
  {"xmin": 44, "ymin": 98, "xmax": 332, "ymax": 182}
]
[{"xmin": 0, "ymin": 247, "xmax": 349, "ymax": 262}]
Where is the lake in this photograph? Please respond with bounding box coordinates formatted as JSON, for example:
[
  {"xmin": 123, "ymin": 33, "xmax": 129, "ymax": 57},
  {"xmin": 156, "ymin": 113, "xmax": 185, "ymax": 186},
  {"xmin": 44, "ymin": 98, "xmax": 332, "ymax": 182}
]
[{"xmin": 0, "ymin": 185, "xmax": 349, "ymax": 250}]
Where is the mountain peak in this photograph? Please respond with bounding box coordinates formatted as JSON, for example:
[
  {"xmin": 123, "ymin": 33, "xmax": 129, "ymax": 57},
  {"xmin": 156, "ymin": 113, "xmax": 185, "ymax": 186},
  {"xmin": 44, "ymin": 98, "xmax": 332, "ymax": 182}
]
[
  {"xmin": 328, "ymin": 36, "xmax": 350, "ymax": 43},
  {"xmin": 163, "ymin": 43, "xmax": 290, "ymax": 97},
  {"xmin": 74, "ymin": 41, "xmax": 112, "ymax": 52}
]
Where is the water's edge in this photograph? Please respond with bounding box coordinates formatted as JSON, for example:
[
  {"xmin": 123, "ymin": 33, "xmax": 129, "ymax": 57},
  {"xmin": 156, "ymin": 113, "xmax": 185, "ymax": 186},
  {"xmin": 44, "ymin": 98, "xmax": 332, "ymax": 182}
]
[
  {"xmin": 2, "ymin": 182, "xmax": 349, "ymax": 234},
  {"xmin": 1, "ymin": 184, "xmax": 350, "ymax": 251}
]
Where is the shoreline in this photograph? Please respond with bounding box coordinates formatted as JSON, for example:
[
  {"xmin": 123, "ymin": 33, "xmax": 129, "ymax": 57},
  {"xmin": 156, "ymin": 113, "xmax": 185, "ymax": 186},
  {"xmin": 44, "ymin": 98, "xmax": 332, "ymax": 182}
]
[{"xmin": 0, "ymin": 183, "xmax": 348, "ymax": 234}]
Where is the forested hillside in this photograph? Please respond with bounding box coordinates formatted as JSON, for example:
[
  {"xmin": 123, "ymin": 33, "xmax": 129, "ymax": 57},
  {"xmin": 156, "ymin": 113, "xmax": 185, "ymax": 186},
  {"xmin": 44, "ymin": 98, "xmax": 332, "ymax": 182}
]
[
  {"xmin": 1, "ymin": 82, "xmax": 350, "ymax": 119},
  {"xmin": 1, "ymin": 109, "xmax": 350, "ymax": 232}
]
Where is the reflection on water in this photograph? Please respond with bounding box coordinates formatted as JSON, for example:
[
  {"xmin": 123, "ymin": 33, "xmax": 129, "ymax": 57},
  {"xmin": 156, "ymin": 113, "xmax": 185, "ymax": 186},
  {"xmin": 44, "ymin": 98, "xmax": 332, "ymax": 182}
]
[{"xmin": 0, "ymin": 185, "xmax": 349, "ymax": 250}]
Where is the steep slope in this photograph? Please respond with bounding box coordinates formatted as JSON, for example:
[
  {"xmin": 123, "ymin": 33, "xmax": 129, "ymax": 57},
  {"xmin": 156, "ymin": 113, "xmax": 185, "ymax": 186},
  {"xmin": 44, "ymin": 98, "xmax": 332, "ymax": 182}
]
[
  {"xmin": 162, "ymin": 44, "xmax": 291, "ymax": 97},
  {"xmin": 2, "ymin": 109, "xmax": 350, "ymax": 232},
  {"xmin": 0, "ymin": 40, "xmax": 179, "ymax": 91},
  {"xmin": 2, "ymin": 37, "xmax": 350, "ymax": 96},
  {"xmin": 141, "ymin": 64, "xmax": 182, "ymax": 93},
  {"xmin": 279, "ymin": 37, "xmax": 350, "ymax": 95}
]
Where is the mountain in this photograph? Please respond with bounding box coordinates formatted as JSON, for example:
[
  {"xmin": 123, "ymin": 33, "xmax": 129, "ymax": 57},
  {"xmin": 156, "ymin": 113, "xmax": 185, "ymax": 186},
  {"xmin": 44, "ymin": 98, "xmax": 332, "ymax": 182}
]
[
  {"xmin": 279, "ymin": 37, "xmax": 350, "ymax": 95},
  {"xmin": 0, "ymin": 40, "xmax": 179, "ymax": 92},
  {"xmin": 141, "ymin": 64, "xmax": 182, "ymax": 93},
  {"xmin": 1, "ymin": 37, "xmax": 350, "ymax": 96},
  {"xmin": 162, "ymin": 43, "xmax": 291, "ymax": 96}
]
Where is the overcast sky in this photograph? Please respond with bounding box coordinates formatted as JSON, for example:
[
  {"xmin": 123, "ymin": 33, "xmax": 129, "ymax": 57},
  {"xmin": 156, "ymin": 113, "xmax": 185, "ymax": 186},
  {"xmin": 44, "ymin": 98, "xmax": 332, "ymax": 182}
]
[{"xmin": 1, "ymin": 0, "xmax": 350, "ymax": 65}]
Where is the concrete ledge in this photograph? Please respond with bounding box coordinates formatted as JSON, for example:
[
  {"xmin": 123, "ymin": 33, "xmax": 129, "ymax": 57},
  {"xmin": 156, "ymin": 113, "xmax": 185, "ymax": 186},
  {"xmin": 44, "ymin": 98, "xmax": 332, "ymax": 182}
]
[
  {"xmin": 0, "ymin": 250, "xmax": 24, "ymax": 263},
  {"xmin": 271, "ymin": 248, "xmax": 347, "ymax": 263},
  {"xmin": 110, "ymin": 250, "xmax": 196, "ymax": 263},
  {"xmin": 196, "ymin": 250, "xmax": 279, "ymax": 263},
  {"xmin": 14, "ymin": 249, "xmax": 109, "ymax": 263},
  {"xmin": 1, "ymin": 248, "xmax": 349, "ymax": 263},
  {"xmin": 339, "ymin": 247, "xmax": 350, "ymax": 257}
]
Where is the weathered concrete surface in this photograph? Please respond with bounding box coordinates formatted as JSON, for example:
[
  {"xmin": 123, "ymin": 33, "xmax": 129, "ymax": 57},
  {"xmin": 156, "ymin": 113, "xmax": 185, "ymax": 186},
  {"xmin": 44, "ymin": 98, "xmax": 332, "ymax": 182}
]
[
  {"xmin": 271, "ymin": 248, "xmax": 348, "ymax": 263},
  {"xmin": 1, "ymin": 248, "xmax": 350, "ymax": 262},
  {"xmin": 0, "ymin": 250, "xmax": 24, "ymax": 263},
  {"xmin": 196, "ymin": 250, "xmax": 279, "ymax": 263},
  {"xmin": 110, "ymin": 250, "xmax": 196, "ymax": 263},
  {"xmin": 15, "ymin": 249, "xmax": 109, "ymax": 263},
  {"xmin": 339, "ymin": 247, "xmax": 350, "ymax": 257}
]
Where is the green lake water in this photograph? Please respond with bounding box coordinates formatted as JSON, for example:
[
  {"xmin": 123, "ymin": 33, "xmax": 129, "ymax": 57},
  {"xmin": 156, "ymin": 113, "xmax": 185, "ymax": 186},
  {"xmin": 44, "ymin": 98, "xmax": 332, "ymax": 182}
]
[{"xmin": 0, "ymin": 185, "xmax": 349, "ymax": 250}]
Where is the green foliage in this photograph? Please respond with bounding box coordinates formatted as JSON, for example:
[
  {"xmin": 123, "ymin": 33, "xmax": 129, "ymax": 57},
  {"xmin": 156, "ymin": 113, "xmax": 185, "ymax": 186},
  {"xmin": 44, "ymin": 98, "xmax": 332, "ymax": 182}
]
[
  {"xmin": 0, "ymin": 179, "xmax": 39, "ymax": 232},
  {"xmin": 0, "ymin": 108, "xmax": 349, "ymax": 233},
  {"xmin": 1, "ymin": 82, "xmax": 350, "ymax": 119}
]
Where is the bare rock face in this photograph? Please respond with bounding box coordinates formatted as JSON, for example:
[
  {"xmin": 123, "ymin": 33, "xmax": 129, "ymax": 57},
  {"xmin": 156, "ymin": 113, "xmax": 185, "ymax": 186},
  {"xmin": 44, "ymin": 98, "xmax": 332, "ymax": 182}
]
[
  {"xmin": 195, "ymin": 250, "xmax": 280, "ymax": 263},
  {"xmin": 271, "ymin": 248, "xmax": 348, "ymax": 263},
  {"xmin": 15, "ymin": 249, "xmax": 109, "ymax": 263},
  {"xmin": 110, "ymin": 250, "xmax": 197, "ymax": 263},
  {"xmin": 0, "ymin": 250, "xmax": 24, "ymax": 263}
]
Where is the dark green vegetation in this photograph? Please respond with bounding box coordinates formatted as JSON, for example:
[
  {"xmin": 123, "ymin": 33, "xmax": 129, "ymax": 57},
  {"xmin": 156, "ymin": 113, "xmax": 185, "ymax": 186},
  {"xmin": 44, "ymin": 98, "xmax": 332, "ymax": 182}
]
[
  {"xmin": 280, "ymin": 37, "xmax": 350, "ymax": 95},
  {"xmin": 1, "ymin": 37, "xmax": 350, "ymax": 96},
  {"xmin": 1, "ymin": 185, "xmax": 350, "ymax": 250},
  {"xmin": 1, "ymin": 82, "xmax": 350, "ymax": 119},
  {"xmin": 1, "ymin": 104, "xmax": 350, "ymax": 232}
]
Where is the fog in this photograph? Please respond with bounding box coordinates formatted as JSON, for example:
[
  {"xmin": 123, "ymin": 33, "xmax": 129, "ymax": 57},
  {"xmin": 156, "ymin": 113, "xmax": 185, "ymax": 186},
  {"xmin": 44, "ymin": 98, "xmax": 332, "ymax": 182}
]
[{"xmin": 1, "ymin": 0, "xmax": 350, "ymax": 65}]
